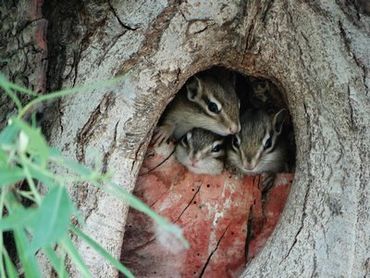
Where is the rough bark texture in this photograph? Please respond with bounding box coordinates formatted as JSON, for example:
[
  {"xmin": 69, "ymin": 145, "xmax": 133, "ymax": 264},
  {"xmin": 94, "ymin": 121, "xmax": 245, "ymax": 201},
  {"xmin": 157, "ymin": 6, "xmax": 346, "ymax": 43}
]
[
  {"xmin": 0, "ymin": 0, "xmax": 48, "ymax": 127},
  {"xmin": 10, "ymin": 0, "xmax": 369, "ymax": 276}
]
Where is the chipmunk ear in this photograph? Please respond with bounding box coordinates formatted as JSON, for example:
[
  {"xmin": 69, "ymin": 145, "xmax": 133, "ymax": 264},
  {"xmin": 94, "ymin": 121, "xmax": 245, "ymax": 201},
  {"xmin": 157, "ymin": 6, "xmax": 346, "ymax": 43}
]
[
  {"xmin": 273, "ymin": 109, "xmax": 287, "ymax": 135},
  {"xmin": 186, "ymin": 76, "xmax": 202, "ymax": 102}
]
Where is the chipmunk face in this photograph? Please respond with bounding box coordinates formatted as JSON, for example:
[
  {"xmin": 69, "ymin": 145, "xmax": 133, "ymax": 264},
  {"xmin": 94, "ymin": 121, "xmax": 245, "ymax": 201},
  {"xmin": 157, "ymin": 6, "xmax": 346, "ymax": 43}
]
[
  {"xmin": 186, "ymin": 76, "xmax": 241, "ymax": 136},
  {"xmin": 175, "ymin": 128, "xmax": 225, "ymax": 175},
  {"xmin": 226, "ymin": 109, "xmax": 286, "ymax": 174}
]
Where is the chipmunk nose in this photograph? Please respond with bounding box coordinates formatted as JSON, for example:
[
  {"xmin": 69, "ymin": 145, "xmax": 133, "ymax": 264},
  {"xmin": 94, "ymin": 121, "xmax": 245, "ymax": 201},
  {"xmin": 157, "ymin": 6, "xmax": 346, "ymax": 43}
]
[
  {"xmin": 229, "ymin": 123, "xmax": 240, "ymax": 134},
  {"xmin": 244, "ymin": 163, "xmax": 254, "ymax": 170},
  {"xmin": 244, "ymin": 158, "xmax": 255, "ymax": 170}
]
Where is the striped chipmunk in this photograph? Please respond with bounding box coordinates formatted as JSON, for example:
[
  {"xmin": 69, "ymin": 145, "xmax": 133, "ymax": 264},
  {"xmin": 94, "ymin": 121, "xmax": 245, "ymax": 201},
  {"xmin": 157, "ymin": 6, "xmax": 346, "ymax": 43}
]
[
  {"xmin": 226, "ymin": 108, "xmax": 288, "ymax": 192},
  {"xmin": 152, "ymin": 70, "xmax": 241, "ymax": 146},
  {"xmin": 175, "ymin": 128, "xmax": 225, "ymax": 175}
]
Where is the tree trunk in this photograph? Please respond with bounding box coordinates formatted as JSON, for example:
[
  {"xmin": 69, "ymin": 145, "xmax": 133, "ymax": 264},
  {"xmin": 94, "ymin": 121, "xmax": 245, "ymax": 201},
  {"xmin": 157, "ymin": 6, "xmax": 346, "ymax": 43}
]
[
  {"xmin": 11, "ymin": 0, "xmax": 370, "ymax": 276},
  {"xmin": 0, "ymin": 0, "xmax": 48, "ymax": 127}
]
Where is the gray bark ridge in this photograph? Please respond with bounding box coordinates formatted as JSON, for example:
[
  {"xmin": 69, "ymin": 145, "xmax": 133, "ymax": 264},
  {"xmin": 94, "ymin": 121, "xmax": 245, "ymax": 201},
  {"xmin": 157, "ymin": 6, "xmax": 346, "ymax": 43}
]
[{"xmin": 42, "ymin": 0, "xmax": 370, "ymax": 277}]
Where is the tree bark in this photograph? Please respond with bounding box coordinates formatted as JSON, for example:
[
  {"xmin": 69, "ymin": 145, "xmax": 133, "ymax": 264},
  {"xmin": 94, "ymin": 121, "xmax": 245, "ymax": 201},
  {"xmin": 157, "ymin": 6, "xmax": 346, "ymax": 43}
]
[
  {"xmin": 29, "ymin": 0, "xmax": 370, "ymax": 276},
  {"xmin": 0, "ymin": 0, "xmax": 48, "ymax": 127}
]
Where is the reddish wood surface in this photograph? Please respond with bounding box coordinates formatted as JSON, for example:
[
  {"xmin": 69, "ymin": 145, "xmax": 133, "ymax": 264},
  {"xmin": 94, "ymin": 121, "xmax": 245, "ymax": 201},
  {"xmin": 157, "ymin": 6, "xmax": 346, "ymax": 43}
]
[{"xmin": 121, "ymin": 143, "xmax": 293, "ymax": 277}]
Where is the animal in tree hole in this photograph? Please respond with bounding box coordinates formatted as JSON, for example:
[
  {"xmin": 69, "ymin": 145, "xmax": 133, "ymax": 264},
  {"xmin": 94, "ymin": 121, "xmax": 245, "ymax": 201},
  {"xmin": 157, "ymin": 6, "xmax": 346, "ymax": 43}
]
[
  {"xmin": 226, "ymin": 109, "xmax": 288, "ymax": 192},
  {"xmin": 175, "ymin": 128, "xmax": 225, "ymax": 175},
  {"xmin": 152, "ymin": 70, "xmax": 241, "ymax": 146}
]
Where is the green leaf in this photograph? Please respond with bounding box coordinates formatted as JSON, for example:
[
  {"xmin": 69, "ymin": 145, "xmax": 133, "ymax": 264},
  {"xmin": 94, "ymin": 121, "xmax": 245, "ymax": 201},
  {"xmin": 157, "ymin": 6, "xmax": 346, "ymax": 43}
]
[
  {"xmin": 13, "ymin": 228, "xmax": 41, "ymax": 278},
  {"xmin": 29, "ymin": 186, "xmax": 75, "ymax": 254},
  {"xmin": 59, "ymin": 157, "xmax": 93, "ymax": 177},
  {"xmin": 0, "ymin": 167, "xmax": 25, "ymax": 187},
  {"xmin": 71, "ymin": 226, "xmax": 134, "ymax": 278},
  {"xmin": 28, "ymin": 165, "xmax": 56, "ymax": 188},
  {"xmin": 61, "ymin": 236, "xmax": 91, "ymax": 277},
  {"xmin": 0, "ymin": 207, "xmax": 37, "ymax": 231},
  {"xmin": 0, "ymin": 122, "xmax": 19, "ymax": 146},
  {"xmin": 11, "ymin": 118, "xmax": 49, "ymax": 164},
  {"xmin": 18, "ymin": 74, "xmax": 126, "ymax": 118},
  {"xmin": 4, "ymin": 193, "xmax": 40, "ymax": 276},
  {"xmin": 0, "ymin": 75, "xmax": 22, "ymax": 111},
  {"xmin": 48, "ymin": 147, "xmax": 62, "ymax": 157},
  {"xmin": 0, "ymin": 73, "xmax": 9, "ymax": 88},
  {"xmin": 7, "ymin": 81, "xmax": 39, "ymax": 97},
  {"xmin": 0, "ymin": 149, "xmax": 7, "ymax": 166},
  {"xmin": 3, "ymin": 249, "xmax": 17, "ymax": 278},
  {"xmin": 48, "ymin": 149, "xmax": 95, "ymax": 178},
  {"xmin": 106, "ymin": 182, "xmax": 165, "ymax": 223},
  {"xmin": 44, "ymin": 246, "xmax": 69, "ymax": 278}
]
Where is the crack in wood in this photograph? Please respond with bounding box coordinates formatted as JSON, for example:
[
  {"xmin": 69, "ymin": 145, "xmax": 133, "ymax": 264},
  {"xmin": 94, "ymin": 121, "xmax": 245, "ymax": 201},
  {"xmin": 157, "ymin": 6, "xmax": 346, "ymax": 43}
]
[
  {"xmin": 140, "ymin": 147, "xmax": 176, "ymax": 175},
  {"xmin": 72, "ymin": 49, "xmax": 80, "ymax": 87},
  {"xmin": 124, "ymin": 237, "xmax": 157, "ymax": 254},
  {"xmin": 95, "ymin": 30, "xmax": 130, "ymax": 68},
  {"xmin": 57, "ymin": 99, "xmax": 64, "ymax": 135},
  {"xmin": 245, "ymin": 204, "xmax": 254, "ymax": 261},
  {"xmin": 76, "ymin": 93, "xmax": 115, "ymax": 162},
  {"xmin": 101, "ymin": 120, "xmax": 119, "ymax": 174},
  {"xmin": 117, "ymin": 0, "xmax": 183, "ymax": 75},
  {"xmin": 187, "ymin": 20, "xmax": 209, "ymax": 35},
  {"xmin": 82, "ymin": 186, "xmax": 101, "ymax": 223},
  {"xmin": 311, "ymin": 252, "xmax": 317, "ymax": 278},
  {"xmin": 281, "ymin": 181, "xmax": 308, "ymax": 262},
  {"xmin": 364, "ymin": 257, "xmax": 370, "ymax": 278},
  {"xmin": 107, "ymin": 0, "xmax": 139, "ymax": 30},
  {"xmin": 198, "ymin": 223, "xmax": 231, "ymax": 278},
  {"xmin": 261, "ymin": 0, "xmax": 275, "ymax": 26},
  {"xmin": 130, "ymin": 139, "xmax": 146, "ymax": 172},
  {"xmin": 179, "ymin": 8, "xmax": 187, "ymax": 21},
  {"xmin": 175, "ymin": 184, "xmax": 201, "ymax": 223},
  {"xmin": 149, "ymin": 189, "xmax": 168, "ymax": 209},
  {"xmin": 346, "ymin": 84, "xmax": 357, "ymax": 130}
]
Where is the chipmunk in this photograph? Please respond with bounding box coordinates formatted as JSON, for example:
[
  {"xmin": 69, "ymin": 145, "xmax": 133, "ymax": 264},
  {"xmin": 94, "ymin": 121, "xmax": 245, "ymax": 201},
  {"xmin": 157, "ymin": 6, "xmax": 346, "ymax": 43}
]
[
  {"xmin": 226, "ymin": 109, "xmax": 288, "ymax": 191},
  {"xmin": 247, "ymin": 77, "xmax": 286, "ymax": 114},
  {"xmin": 152, "ymin": 71, "xmax": 241, "ymax": 146},
  {"xmin": 175, "ymin": 128, "xmax": 225, "ymax": 175}
]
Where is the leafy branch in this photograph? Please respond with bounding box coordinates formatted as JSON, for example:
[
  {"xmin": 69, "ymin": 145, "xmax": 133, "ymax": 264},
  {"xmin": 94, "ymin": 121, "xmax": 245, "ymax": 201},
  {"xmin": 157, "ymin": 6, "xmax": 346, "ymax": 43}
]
[{"xmin": 0, "ymin": 74, "xmax": 188, "ymax": 277}]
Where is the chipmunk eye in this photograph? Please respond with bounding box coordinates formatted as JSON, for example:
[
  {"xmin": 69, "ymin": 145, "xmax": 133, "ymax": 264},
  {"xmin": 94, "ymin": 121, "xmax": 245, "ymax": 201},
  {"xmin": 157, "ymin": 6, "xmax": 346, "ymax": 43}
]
[
  {"xmin": 264, "ymin": 137, "xmax": 272, "ymax": 150},
  {"xmin": 232, "ymin": 136, "xmax": 240, "ymax": 149},
  {"xmin": 208, "ymin": 102, "xmax": 220, "ymax": 114},
  {"xmin": 211, "ymin": 144, "xmax": 222, "ymax": 153}
]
